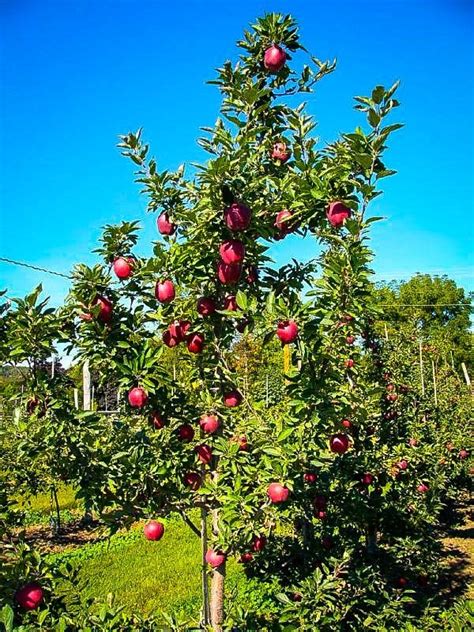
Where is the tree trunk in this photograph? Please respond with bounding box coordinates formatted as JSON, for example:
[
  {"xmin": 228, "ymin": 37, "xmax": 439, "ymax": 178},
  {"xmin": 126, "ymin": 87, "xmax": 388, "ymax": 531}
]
[
  {"xmin": 201, "ymin": 505, "xmax": 211, "ymax": 627},
  {"xmin": 210, "ymin": 509, "xmax": 225, "ymax": 631},
  {"xmin": 366, "ymin": 524, "xmax": 378, "ymax": 555}
]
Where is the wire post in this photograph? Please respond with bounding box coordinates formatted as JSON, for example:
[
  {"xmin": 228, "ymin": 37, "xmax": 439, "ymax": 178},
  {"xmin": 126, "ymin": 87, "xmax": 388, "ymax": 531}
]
[{"xmin": 419, "ymin": 341, "xmax": 425, "ymax": 396}]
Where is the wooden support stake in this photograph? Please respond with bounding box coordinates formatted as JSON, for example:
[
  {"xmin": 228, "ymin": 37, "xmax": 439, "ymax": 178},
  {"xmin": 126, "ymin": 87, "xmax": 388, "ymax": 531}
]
[
  {"xmin": 461, "ymin": 362, "xmax": 471, "ymax": 387},
  {"xmin": 431, "ymin": 359, "xmax": 438, "ymax": 406},
  {"xmin": 83, "ymin": 361, "xmax": 91, "ymax": 411},
  {"xmin": 419, "ymin": 341, "xmax": 425, "ymax": 396}
]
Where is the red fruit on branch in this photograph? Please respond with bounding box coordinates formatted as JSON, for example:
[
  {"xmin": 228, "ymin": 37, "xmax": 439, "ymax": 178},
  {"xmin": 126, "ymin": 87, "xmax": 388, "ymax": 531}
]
[
  {"xmin": 252, "ymin": 535, "xmax": 267, "ymax": 551},
  {"xmin": 177, "ymin": 424, "xmax": 195, "ymax": 442},
  {"xmin": 267, "ymin": 482, "xmax": 289, "ymax": 504},
  {"xmin": 396, "ymin": 577, "xmax": 408, "ymax": 588},
  {"xmin": 361, "ymin": 473, "xmax": 374, "ymax": 485},
  {"xmin": 276, "ymin": 320, "xmax": 298, "ymax": 344},
  {"xmin": 459, "ymin": 449, "xmax": 469, "ymax": 459},
  {"xmin": 397, "ymin": 459, "xmax": 408, "ymax": 470},
  {"xmin": 275, "ymin": 209, "xmax": 296, "ymax": 235},
  {"xmin": 197, "ymin": 296, "xmax": 216, "ymax": 316},
  {"xmin": 271, "ymin": 142, "xmax": 291, "ymax": 162},
  {"xmin": 304, "ymin": 472, "xmax": 317, "ymax": 483},
  {"xmin": 329, "ymin": 433, "xmax": 350, "ymax": 455},
  {"xmin": 238, "ymin": 435, "xmax": 249, "ymax": 451},
  {"xmin": 291, "ymin": 592, "xmax": 303, "ymax": 602},
  {"xmin": 128, "ymin": 387, "xmax": 148, "ymax": 408},
  {"xmin": 345, "ymin": 359, "xmax": 354, "ymax": 369},
  {"xmin": 224, "ymin": 295, "xmax": 239, "ymax": 312},
  {"xmin": 223, "ymin": 390, "xmax": 242, "ymax": 407},
  {"xmin": 196, "ymin": 443, "xmax": 213, "ymax": 464},
  {"xmin": 224, "ymin": 202, "xmax": 251, "ymax": 231},
  {"xmin": 205, "ymin": 549, "xmax": 226, "ymax": 568},
  {"xmin": 162, "ymin": 329, "xmax": 180, "ymax": 348},
  {"xmin": 326, "ymin": 201, "xmax": 351, "ymax": 228},
  {"xmin": 15, "ymin": 582, "xmax": 44, "ymax": 610},
  {"xmin": 199, "ymin": 414, "xmax": 220, "ymax": 434},
  {"xmin": 219, "ymin": 240, "xmax": 245, "ymax": 264},
  {"xmin": 409, "ymin": 438, "xmax": 419, "ymax": 447},
  {"xmin": 149, "ymin": 411, "xmax": 165, "ymax": 429},
  {"xmin": 113, "ymin": 257, "xmax": 134, "ymax": 280},
  {"xmin": 346, "ymin": 335, "xmax": 355, "ymax": 345},
  {"xmin": 321, "ymin": 536, "xmax": 333, "ymax": 550},
  {"xmin": 239, "ymin": 552, "xmax": 254, "ymax": 563},
  {"xmin": 183, "ymin": 471, "xmax": 201, "ymax": 490},
  {"xmin": 417, "ymin": 483, "xmax": 429, "ymax": 493},
  {"xmin": 187, "ymin": 332, "xmax": 205, "ymax": 354},
  {"xmin": 341, "ymin": 419, "xmax": 352, "ymax": 429},
  {"xmin": 313, "ymin": 495, "xmax": 327, "ymax": 510},
  {"xmin": 386, "ymin": 383, "xmax": 395, "ymax": 392},
  {"xmin": 386, "ymin": 393, "xmax": 398, "ymax": 402},
  {"xmin": 314, "ymin": 510, "xmax": 327, "ymax": 520},
  {"xmin": 144, "ymin": 520, "xmax": 165, "ymax": 541},
  {"xmin": 93, "ymin": 296, "xmax": 113, "ymax": 323},
  {"xmin": 155, "ymin": 279, "xmax": 175, "ymax": 303},
  {"xmin": 263, "ymin": 44, "xmax": 287, "ymax": 72},
  {"xmin": 217, "ymin": 260, "xmax": 242, "ymax": 285},
  {"xmin": 157, "ymin": 212, "xmax": 176, "ymax": 236}
]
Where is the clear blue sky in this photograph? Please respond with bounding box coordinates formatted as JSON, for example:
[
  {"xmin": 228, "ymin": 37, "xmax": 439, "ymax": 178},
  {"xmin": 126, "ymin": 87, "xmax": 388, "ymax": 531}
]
[{"xmin": 0, "ymin": 0, "xmax": 473, "ymax": 304}]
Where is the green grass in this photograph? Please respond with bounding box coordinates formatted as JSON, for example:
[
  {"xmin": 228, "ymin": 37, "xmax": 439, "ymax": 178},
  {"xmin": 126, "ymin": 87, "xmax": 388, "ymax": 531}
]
[
  {"xmin": 16, "ymin": 484, "xmax": 81, "ymax": 514},
  {"xmin": 52, "ymin": 516, "xmax": 243, "ymax": 622}
]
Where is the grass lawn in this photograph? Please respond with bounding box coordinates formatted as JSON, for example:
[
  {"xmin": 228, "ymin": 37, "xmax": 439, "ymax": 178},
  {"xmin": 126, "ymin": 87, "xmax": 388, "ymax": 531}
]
[{"xmin": 16, "ymin": 484, "xmax": 81, "ymax": 514}]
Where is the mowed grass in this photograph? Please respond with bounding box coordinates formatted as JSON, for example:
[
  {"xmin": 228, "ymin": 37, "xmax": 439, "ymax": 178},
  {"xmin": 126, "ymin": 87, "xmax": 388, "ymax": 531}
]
[{"xmin": 16, "ymin": 485, "xmax": 81, "ymax": 514}]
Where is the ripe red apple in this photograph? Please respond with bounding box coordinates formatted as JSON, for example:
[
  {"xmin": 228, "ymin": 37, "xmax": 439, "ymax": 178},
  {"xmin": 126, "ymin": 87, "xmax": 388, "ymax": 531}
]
[
  {"xmin": 93, "ymin": 296, "xmax": 113, "ymax": 323},
  {"xmin": 446, "ymin": 442, "xmax": 454, "ymax": 451},
  {"xmin": 219, "ymin": 240, "xmax": 245, "ymax": 264},
  {"xmin": 361, "ymin": 473, "xmax": 374, "ymax": 485},
  {"xmin": 199, "ymin": 414, "xmax": 220, "ymax": 434},
  {"xmin": 417, "ymin": 483, "xmax": 429, "ymax": 493},
  {"xmin": 149, "ymin": 411, "xmax": 165, "ymax": 429},
  {"xmin": 236, "ymin": 318, "xmax": 250, "ymax": 333},
  {"xmin": 346, "ymin": 335, "xmax": 355, "ymax": 345},
  {"xmin": 128, "ymin": 387, "xmax": 148, "ymax": 408},
  {"xmin": 144, "ymin": 520, "xmax": 164, "ymax": 541},
  {"xmin": 276, "ymin": 320, "xmax": 298, "ymax": 344},
  {"xmin": 196, "ymin": 443, "xmax": 212, "ymax": 464},
  {"xmin": 304, "ymin": 472, "xmax": 317, "ymax": 484},
  {"xmin": 252, "ymin": 535, "xmax": 267, "ymax": 552},
  {"xmin": 113, "ymin": 257, "xmax": 133, "ymax": 280},
  {"xmin": 326, "ymin": 201, "xmax": 351, "ymax": 228},
  {"xmin": 314, "ymin": 510, "xmax": 327, "ymax": 520},
  {"xmin": 224, "ymin": 202, "xmax": 252, "ymax": 231},
  {"xmin": 397, "ymin": 459, "xmax": 408, "ymax": 470},
  {"xmin": 387, "ymin": 393, "xmax": 398, "ymax": 402},
  {"xmin": 217, "ymin": 260, "xmax": 242, "ymax": 285},
  {"xmin": 341, "ymin": 419, "xmax": 352, "ymax": 429},
  {"xmin": 329, "ymin": 433, "xmax": 350, "ymax": 455},
  {"xmin": 223, "ymin": 390, "xmax": 242, "ymax": 407},
  {"xmin": 169, "ymin": 321, "xmax": 185, "ymax": 342},
  {"xmin": 224, "ymin": 295, "xmax": 239, "ymax": 311},
  {"xmin": 267, "ymin": 482, "xmax": 289, "ymax": 504},
  {"xmin": 162, "ymin": 328, "xmax": 180, "ymax": 348},
  {"xmin": 409, "ymin": 438, "xmax": 419, "ymax": 447},
  {"xmin": 386, "ymin": 383, "xmax": 395, "ymax": 392},
  {"xmin": 183, "ymin": 471, "xmax": 201, "ymax": 490},
  {"xmin": 263, "ymin": 44, "xmax": 287, "ymax": 72},
  {"xmin": 15, "ymin": 582, "xmax": 44, "ymax": 610},
  {"xmin": 239, "ymin": 552, "xmax": 254, "ymax": 563},
  {"xmin": 205, "ymin": 548, "xmax": 226, "ymax": 568},
  {"xmin": 197, "ymin": 296, "xmax": 216, "ymax": 316},
  {"xmin": 396, "ymin": 577, "xmax": 408, "ymax": 588},
  {"xmin": 459, "ymin": 449, "xmax": 469, "ymax": 459},
  {"xmin": 177, "ymin": 424, "xmax": 195, "ymax": 442},
  {"xmin": 274, "ymin": 209, "xmax": 296, "ymax": 235},
  {"xmin": 157, "ymin": 212, "xmax": 176, "ymax": 236},
  {"xmin": 313, "ymin": 495, "xmax": 327, "ymax": 510},
  {"xmin": 238, "ymin": 435, "xmax": 249, "ymax": 451},
  {"xmin": 345, "ymin": 359, "xmax": 354, "ymax": 369},
  {"xmin": 271, "ymin": 142, "xmax": 291, "ymax": 162},
  {"xmin": 245, "ymin": 265, "xmax": 258, "ymax": 284},
  {"xmin": 321, "ymin": 536, "xmax": 333, "ymax": 550},
  {"xmin": 187, "ymin": 332, "xmax": 205, "ymax": 354},
  {"xmin": 155, "ymin": 279, "xmax": 175, "ymax": 303}
]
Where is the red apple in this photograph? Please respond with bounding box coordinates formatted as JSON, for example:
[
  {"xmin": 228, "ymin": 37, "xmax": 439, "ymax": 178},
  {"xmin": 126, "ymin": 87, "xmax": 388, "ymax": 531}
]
[
  {"xmin": 239, "ymin": 552, "xmax": 254, "ymax": 563},
  {"xmin": 224, "ymin": 202, "xmax": 251, "ymax": 231},
  {"xmin": 409, "ymin": 438, "xmax": 419, "ymax": 447},
  {"xmin": 321, "ymin": 536, "xmax": 333, "ymax": 550},
  {"xmin": 459, "ymin": 449, "xmax": 469, "ymax": 459},
  {"xmin": 205, "ymin": 548, "xmax": 226, "ymax": 568},
  {"xmin": 271, "ymin": 142, "xmax": 291, "ymax": 162},
  {"xmin": 224, "ymin": 295, "xmax": 239, "ymax": 311},
  {"xmin": 341, "ymin": 419, "xmax": 352, "ymax": 429},
  {"xmin": 397, "ymin": 459, "xmax": 408, "ymax": 470},
  {"xmin": 217, "ymin": 260, "xmax": 242, "ymax": 285},
  {"xmin": 113, "ymin": 257, "xmax": 133, "ymax": 280},
  {"xmin": 252, "ymin": 535, "xmax": 267, "ymax": 552},
  {"xmin": 386, "ymin": 383, "xmax": 395, "ymax": 392},
  {"xmin": 326, "ymin": 201, "xmax": 351, "ymax": 228},
  {"xmin": 361, "ymin": 473, "xmax": 374, "ymax": 485},
  {"xmin": 274, "ymin": 209, "xmax": 296, "ymax": 235},
  {"xmin": 128, "ymin": 387, "xmax": 148, "ymax": 408},
  {"xmin": 168, "ymin": 321, "xmax": 184, "ymax": 342},
  {"xmin": 155, "ymin": 279, "xmax": 175, "ymax": 303},
  {"xmin": 417, "ymin": 483, "xmax": 429, "ymax": 493},
  {"xmin": 276, "ymin": 320, "xmax": 298, "ymax": 344},
  {"xmin": 183, "ymin": 471, "xmax": 201, "ymax": 490},
  {"xmin": 304, "ymin": 472, "xmax": 317, "ymax": 484},
  {"xmin": 396, "ymin": 577, "xmax": 408, "ymax": 588},
  {"xmin": 238, "ymin": 435, "xmax": 249, "ymax": 451},
  {"xmin": 196, "ymin": 443, "xmax": 213, "ymax": 464},
  {"xmin": 219, "ymin": 240, "xmax": 245, "ymax": 264},
  {"xmin": 15, "ymin": 582, "xmax": 44, "ymax": 610},
  {"xmin": 197, "ymin": 296, "xmax": 216, "ymax": 316},
  {"xmin": 144, "ymin": 520, "xmax": 164, "ymax": 541},
  {"xmin": 329, "ymin": 433, "xmax": 349, "ymax": 455},
  {"xmin": 162, "ymin": 328, "xmax": 180, "ymax": 348},
  {"xmin": 157, "ymin": 212, "xmax": 176, "ymax": 236},
  {"xmin": 223, "ymin": 390, "xmax": 242, "ymax": 407},
  {"xmin": 313, "ymin": 495, "xmax": 327, "ymax": 510},
  {"xmin": 346, "ymin": 335, "xmax": 355, "ymax": 345},
  {"xmin": 149, "ymin": 411, "xmax": 165, "ymax": 429},
  {"xmin": 93, "ymin": 296, "xmax": 113, "ymax": 323},
  {"xmin": 199, "ymin": 414, "xmax": 220, "ymax": 434},
  {"xmin": 187, "ymin": 332, "xmax": 205, "ymax": 354},
  {"xmin": 291, "ymin": 592, "xmax": 303, "ymax": 602},
  {"xmin": 345, "ymin": 359, "xmax": 354, "ymax": 369},
  {"xmin": 177, "ymin": 424, "xmax": 195, "ymax": 442},
  {"xmin": 314, "ymin": 510, "xmax": 327, "ymax": 520},
  {"xmin": 387, "ymin": 393, "xmax": 398, "ymax": 402},
  {"xmin": 267, "ymin": 482, "xmax": 289, "ymax": 504},
  {"xmin": 263, "ymin": 44, "xmax": 287, "ymax": 72}
]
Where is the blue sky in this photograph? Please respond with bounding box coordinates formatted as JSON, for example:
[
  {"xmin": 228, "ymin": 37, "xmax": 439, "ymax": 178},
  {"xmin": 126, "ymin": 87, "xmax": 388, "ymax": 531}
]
[{"xmin": 0, "ymin": 0, "xmax": 473, "ymax": 304}]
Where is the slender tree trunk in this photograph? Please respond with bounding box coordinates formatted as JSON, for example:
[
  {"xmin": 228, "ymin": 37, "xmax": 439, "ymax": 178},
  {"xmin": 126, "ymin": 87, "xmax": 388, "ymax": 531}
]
[
  {"xmin": 366, "ymin": 524, "xmax": 378, "ymax": 555},
  {"xmin": 210, "ymin": 509, "xmax": 225, "ymax": 631},
  {"xmin": 51, "ymin": 485, "xmax": 61, "ymax": 536},
  {"xmin": 201, "ymin": 505, "xmax": 211, "ymax": 627}
]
